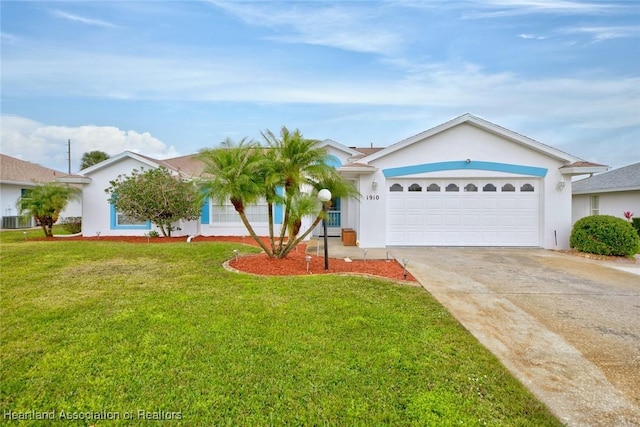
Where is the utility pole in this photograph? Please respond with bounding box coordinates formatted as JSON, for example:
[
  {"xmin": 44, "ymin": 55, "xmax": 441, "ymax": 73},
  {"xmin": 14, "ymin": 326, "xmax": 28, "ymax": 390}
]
[{"xmin": 67, "ymin": 139, "xmax": 71, "ymax": 174}]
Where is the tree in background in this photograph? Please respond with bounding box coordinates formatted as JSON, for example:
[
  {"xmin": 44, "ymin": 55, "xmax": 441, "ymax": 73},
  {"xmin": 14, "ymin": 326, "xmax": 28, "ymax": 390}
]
[
  {"xmin": 18, "ymin": 183, "xmax": 81, "ymax": 237},
  {"xmin": 80, "ymin": 151, "xmax": 110, "ymax": 170},
  {"xmin": 199, "ymin": 127, "xmax": 359, "ymax": 258},
  {"xmin": 105, "ymin": 167, "xmax": 202, "ymax": 237}
]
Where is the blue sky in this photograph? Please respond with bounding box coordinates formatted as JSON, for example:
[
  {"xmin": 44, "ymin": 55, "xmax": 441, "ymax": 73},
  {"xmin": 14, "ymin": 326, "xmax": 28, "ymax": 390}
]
[{"xmin": 1, "ymin": 0, "xmax": 639, "ymax": 172}]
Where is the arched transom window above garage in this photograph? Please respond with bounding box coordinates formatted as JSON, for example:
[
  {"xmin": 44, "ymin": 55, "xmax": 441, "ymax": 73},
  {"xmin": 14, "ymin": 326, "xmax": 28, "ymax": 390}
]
[
  {"xmin": 388, "ymin": 180, "xmax": 537, "ymax": 194},
  {"xmin": 483, "ymin": 183, "xmax": 497, "ymax": 192},
  {"xmin": 445, "ymin": 183, "xmax": 459, "ymax": 192}
]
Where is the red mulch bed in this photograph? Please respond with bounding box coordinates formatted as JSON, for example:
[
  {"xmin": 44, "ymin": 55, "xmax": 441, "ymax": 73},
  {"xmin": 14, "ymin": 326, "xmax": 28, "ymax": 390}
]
[{"xmin": 48, "ymin": 235, "xmax": 418, "ymax": 283}]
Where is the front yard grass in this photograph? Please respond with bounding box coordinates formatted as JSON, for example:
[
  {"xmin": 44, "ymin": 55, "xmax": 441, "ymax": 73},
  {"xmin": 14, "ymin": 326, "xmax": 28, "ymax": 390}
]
[{"xmin": 0, "ymin": 234, "xmax": 561, "ymax": 425}]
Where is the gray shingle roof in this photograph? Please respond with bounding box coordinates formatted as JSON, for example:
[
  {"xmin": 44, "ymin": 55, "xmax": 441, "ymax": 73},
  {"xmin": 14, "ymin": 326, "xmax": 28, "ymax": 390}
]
[
  {"xmin": 572, "ymin": 162, "xmax": 640, "ymax": 194},
  {"xmin": 0, "ymin": 153, "xmax": 68, "ymax": 185}
]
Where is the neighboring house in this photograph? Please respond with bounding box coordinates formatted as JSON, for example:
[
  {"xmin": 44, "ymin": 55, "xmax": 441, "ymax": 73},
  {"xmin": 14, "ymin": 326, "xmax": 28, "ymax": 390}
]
[
  {"xmin": 572, "ymin": 162, "xmax": 640, "ymax": 223},
  {"xmin": 64, "ymin": 114, "xmax": 607, "ymax": 249},
  {"xmin": 0, "ymin": 153, "xmax": 83, "ymax": 229}
]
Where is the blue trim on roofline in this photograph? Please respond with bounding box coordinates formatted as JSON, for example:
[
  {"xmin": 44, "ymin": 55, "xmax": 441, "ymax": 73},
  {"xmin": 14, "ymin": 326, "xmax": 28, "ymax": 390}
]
[{"xmin": 382, "ymin": 161, "xmax": 548, "ymax": 178}]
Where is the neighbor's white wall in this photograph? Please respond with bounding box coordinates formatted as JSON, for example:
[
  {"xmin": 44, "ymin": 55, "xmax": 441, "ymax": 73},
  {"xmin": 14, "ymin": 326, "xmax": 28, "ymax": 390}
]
[
  {"xmin": 573, "ymin": 191, "xmax": 640, "ymax": 224},
  {"xmin": 1, "ymin": 182, "xmax": 82, "ymax": 226},
  {"xmin": 572, "ymin": 194, "xmax": 591, "ymax": 223},
  {"xmin": 358, "ymin": 123, "xmax": 573, "ymax": 249},
  {"xmin": 599, "ymin": 191, "xmax": 640, "ymax": 218},
  {"xmin": 1, "ymin": 184, "xmax": 23, "ymax": 217}
]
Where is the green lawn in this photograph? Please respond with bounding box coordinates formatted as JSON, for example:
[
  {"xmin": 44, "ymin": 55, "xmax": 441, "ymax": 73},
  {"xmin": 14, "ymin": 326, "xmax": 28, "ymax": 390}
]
[{"xmin": 0, "ymin": 230, "xmax": 561, "ymax": 426}]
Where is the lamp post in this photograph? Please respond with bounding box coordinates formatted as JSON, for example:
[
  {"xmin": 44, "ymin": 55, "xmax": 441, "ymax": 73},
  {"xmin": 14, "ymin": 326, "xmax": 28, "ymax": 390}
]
[{"xmin": 318, "ymin": 189, "xmax": 332, "ymax": 270}]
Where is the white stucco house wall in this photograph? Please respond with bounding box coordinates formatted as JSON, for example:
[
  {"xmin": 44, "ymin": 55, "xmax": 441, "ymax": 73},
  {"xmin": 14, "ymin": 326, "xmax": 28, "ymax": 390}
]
[
  {"xmin": 64, "ymin": 114, "xmax": 605, "ymax": 249},
  {"xmin": 572, "ymin": 162, "xmax": 640, "ymax": 223},
  {"xmin": 0, "ymin": 153, "xmax": 82, "ymax": 229}
]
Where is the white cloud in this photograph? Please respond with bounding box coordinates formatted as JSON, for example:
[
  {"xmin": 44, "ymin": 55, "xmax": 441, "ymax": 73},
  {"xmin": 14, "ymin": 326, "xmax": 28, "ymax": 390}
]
[
  {"xmin": 463, "ymin": 0, "xmax": 623, "ymax": 18},
  {"xmin": 560, "ymin": 25, "xmax": 640, "ymax": 42},
  {"xmin": 518, "ymin": 33, "xmax": 547, "ymax": 40},
  {"xmin": 0, "ymin": 115, "xmax": 179, "ymax": 172},
  {"xmin": 50, "ymin": 10, "xmax": 119, "ymax": 28},
  {"xmin": 205, "ymin": 1, "xmax": 403, "ymax": 55}
]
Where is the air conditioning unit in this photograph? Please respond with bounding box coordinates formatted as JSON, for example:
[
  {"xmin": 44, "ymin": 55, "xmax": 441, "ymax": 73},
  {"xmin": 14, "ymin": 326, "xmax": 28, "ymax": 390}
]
[{"xmin": 1, "ymin": 216, "xmax": 34, "ymax": 229}]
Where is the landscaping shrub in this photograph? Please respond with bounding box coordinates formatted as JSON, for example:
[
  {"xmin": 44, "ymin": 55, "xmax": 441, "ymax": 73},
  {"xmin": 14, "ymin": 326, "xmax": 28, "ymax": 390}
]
[
  {"xmin": 570, "ymin": 215, "xmax": 639, "ymax": 257},
  {"xmin": 59, "ymin": 217, "xmax": 82, "ymax": 234},
  {"xmin": 632, "ymin": 217, "xmax": 640, "ymax": 237}
]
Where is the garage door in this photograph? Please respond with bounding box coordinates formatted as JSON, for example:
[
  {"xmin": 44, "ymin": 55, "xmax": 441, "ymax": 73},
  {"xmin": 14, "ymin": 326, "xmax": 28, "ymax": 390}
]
[{"xmin": 386, "ymin": 178, "xmax": 540, "ymax": 246}]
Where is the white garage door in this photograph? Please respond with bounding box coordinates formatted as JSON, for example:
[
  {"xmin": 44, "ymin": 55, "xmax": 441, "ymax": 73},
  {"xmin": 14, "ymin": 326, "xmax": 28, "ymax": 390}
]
[{"xmin": 386, "ymin": 178, "xmax": 540, "ymax": 246}]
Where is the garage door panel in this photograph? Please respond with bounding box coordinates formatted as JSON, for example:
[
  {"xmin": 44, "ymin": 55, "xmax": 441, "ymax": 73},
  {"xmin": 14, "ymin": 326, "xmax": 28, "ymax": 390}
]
[
  {"xmin": 387, "ymin": 178, "xmax": 540, "ymax": 246},
  {"xmin": 406, "ymin": 214, "xmax": 424, "ymax": 226}
]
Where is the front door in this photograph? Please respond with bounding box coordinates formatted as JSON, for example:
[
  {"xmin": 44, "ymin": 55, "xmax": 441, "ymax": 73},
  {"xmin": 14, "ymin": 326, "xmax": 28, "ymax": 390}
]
[{"xmin": 315, "ymin": 197, "xmax": 341, "ymax": 237}]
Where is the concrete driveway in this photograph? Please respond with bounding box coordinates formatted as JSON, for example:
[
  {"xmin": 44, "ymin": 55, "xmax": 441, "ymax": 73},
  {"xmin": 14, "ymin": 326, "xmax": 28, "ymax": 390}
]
[{"xmin": 387, "ymin": 248, "xmax": 640, "ymax": 427}]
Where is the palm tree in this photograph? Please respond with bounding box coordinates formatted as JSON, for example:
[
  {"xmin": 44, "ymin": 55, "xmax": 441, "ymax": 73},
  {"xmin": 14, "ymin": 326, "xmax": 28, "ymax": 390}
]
[
  {"xmin": 261, "ymin": 127, "xmax": 333, "ymax": 252},
  {"xmin": 18, "ymin": 183, "xmax": 81, "ymax": 237},
  {"xmin": 198, "ymin": 138, "xmax": 274, "ymax": 256},
  {"xmin": 80, "ymin": 151, "xmax": 110, "ymax": 170},
  {"xmin": 199, "ymin": 127, "xmax": 359, "ymax": 259},
  {"xmin": 262, "ymin": 126, "xmax": 359, "ymax": 258}
]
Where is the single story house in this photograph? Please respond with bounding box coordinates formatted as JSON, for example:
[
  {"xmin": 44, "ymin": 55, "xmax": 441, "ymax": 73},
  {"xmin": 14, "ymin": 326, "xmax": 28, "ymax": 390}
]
[
  {"xmin": 572, "ymin": 162, "xmax": 640, "ymax": 223},
  {"xmin": 0, "ymin": 153, "xmax": 82, "ymax": 229},
  {"xmin": 64, "ymin": 114, "xmax": 606, "ymax": 249}
]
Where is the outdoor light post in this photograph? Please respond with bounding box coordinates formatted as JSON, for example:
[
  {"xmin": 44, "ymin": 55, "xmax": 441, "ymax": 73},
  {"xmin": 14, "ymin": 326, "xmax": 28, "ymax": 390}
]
[{"xmin": 318, "ymin": 189, "xmax": 332, "ymax": 271}]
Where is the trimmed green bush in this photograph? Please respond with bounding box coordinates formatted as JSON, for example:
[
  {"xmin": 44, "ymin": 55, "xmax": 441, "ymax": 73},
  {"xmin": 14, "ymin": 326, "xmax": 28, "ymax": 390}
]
[
  {"xmin": 59, "ymin": 216, "xmax": 82, "ymax": 234},
  {"xmin": 570, "ymin": 215, "xmax": 639, "ymax": 257},
  {"xmin": 632, "ymin": 217, "xmax": 640, "ymax": 237}
]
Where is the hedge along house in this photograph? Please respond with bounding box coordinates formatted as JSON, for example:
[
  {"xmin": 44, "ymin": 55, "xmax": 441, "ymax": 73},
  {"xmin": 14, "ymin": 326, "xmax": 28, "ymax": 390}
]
[{"xmin": 63, "ymin": 114, "xmax": 605, "ymax": 249}]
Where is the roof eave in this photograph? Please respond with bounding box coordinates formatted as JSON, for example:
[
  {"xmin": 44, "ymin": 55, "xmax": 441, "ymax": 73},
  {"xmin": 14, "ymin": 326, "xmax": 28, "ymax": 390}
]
[
  {"xmin": 56, "ymin": 177, "xmax": 92, "ymax": 185},
  {"xmin": 573, "ymin": 186, "xmax": 640, "ymax": 195},
  {"xmin": 560, "ymin": 166, "xmax": 610, "ymax": 176},
  {"xmin": 362, "ymin": 113, "xmax": 580, "ymax": 164}
]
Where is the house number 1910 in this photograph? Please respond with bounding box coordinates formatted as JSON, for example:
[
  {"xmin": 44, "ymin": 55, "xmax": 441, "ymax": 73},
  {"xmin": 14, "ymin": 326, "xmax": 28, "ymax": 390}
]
[{"xmin": 366, "ymin": 195, "xmax": 380, "ymax": 200}]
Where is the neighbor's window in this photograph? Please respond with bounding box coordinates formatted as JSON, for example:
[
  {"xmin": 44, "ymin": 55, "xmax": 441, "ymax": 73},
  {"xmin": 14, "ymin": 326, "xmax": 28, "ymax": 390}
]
[{"xmin": 590, "ymin": 195, "xmax": 599, "ymax": 216}]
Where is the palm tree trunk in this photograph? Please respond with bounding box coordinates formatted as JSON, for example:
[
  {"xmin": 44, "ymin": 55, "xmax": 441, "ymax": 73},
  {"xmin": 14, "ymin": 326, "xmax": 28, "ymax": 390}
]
[
  {"xmin": 267, "ymin": 202, "xmax": 276, "ymax": 255},
  {"xmin": 235, "ymin": 208, "xmax": 273, "ymax": 257},
  {"xmin": 279, "ymin": 213, "xmax": 324, "ymax": 258}
]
